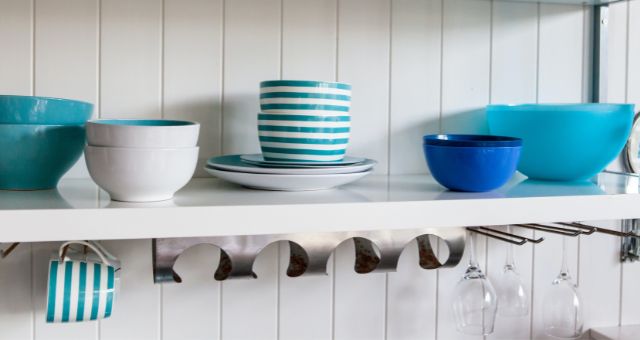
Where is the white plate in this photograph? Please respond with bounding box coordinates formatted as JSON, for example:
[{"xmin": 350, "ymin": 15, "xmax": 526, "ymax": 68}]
[
  {"xmin": 204, "ymin": 167, "xmax": 372, "ymax": 191},
  {"xmin": 207, "ymin": 155, "xmax": 376, "ymax": 175},
  {"xmin": 240, "ymin": 154, "xmax": 365, "ymax": 167}
]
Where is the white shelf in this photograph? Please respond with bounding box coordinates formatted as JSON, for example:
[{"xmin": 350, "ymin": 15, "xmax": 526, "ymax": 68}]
[{"xmin": 1, "ymin": 172, "xmax": 640, "ymax": 243}]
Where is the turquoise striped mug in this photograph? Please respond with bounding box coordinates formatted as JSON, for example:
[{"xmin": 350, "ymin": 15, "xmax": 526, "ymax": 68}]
[
  {"xmin": 257, "ymin": 112, "xmax": 350, "ymax": 162},
  {"xmin": 259, "ymin": 80, "xmax": 352, "ymax": 114},
  {"xmin": 258, "ymin": 80, "xmax": 352, "ymax": 162},
  {"xmin": 46, "ymin": 241, "xmax": 117, "ymax": 323}
]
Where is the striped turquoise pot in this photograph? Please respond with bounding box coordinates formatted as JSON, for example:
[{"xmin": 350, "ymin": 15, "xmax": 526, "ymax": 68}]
[
  {"xmin": 260, "ymin": 80, "xmax": 352, "ymax": 114},
  {"xmin": 257, "ymin": 112, "xmax": 350, "ymax": 162},
  {"xmin": 46, "ymin": 260, "xmax": 115, "ymax": 323}
]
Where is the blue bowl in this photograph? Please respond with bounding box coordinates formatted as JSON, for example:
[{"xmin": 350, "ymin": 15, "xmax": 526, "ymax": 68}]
[
  {"xmin": 0, "ymin": 124, "xmax": 86, "ymax": 190},
  {"xmin": 0, "ymin": 95, "xmax": 93, "ymax": 125},
  {"xmin": 487, "ymin": 103, "xmax": 634, "ymax": 181},
  {"xmin": 423, "ymin": 134, "xmax": 522, "ymax": 192}
]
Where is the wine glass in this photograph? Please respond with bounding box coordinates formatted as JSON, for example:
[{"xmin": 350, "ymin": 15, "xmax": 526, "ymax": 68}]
[
  {"xmin": 543, "ymin": 236, "xmax": 584, "ymax": 338},
  {"xmin": 452, "ymin": 232, "xmax": 498, "ymax": 335},
  {"xmin": 496, "ymin": 225, "xmax": 529, "ymax": 317}
]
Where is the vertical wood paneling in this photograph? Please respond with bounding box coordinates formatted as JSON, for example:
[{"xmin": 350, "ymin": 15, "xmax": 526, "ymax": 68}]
[
  {"xmin": 607, "ymin": 1, "xmax": 628, "ymax": 104},
  {"xmin": 333, "ymin": 240, "xmax": 386, "ymax": 340},
  {"xmin": 162, "ymin": 244, "xmax": 221, "ymax": 340},
  {"xmin": 337, "ymin": 0, "xmax": 391, "ymax": 174},
  {"xmin": 386, "ymin": 240, "xmax": 438, "ymax": 340},
  {"xmin": 0, "ymin": 243, "xmax": 32, "ymax": 340},
  {"xmin": 279, "ymin": 245, "xmax": 333, "ymax": 340},
  {"xmin": 34, "ymin": 0, "xmax": 97, "ymax": 104},
  {"xmin": 33, "ymin": 242, "xmax": 98, "ymax": 340},
  {"xmin": 0, "ymin": 0, "xmax": 32, "ymax": 94},
  {"xmin": 388, "ymin": 0, "xmax": 441, "ymax": 175},
  {"xmin": 99, "ymin": 239, "xmax": 160, "ymax": 340},
  {"xmin": 281, "ymin": 0, "xmax": 336, "ymax": 80},
  {"xmin": 222, "ymin": 0, "xmax": 281, "ymax": 155},
  {"xmin": 279, "ymin": 1, "xmax": 336, "ymax": 339},
  {"xmin": 0, "ymin": 1, "xmax": 33, "ymax": 339},
  {"xmin": 221, "ymin": 244, "xmax": 279, "ymax": 340},
  {"xmin": 538, "ymin": 4, "xmax": 585, "ymax": 103},
  {"xmin": 164, "ymin": 0, "xmax": 223, "ymax": 178},
  {"xmin": 621, "ymin": 0, "xmax": 640, "ymax": 327},
  {"xmin": 578, "ymin": 222, "xmax": 622, "ymax": 329},
  {"xmin": 34, "ymin": 0, "xmax": 98, "ymax": 180},
  {"xmin": 440, "ymin": 0, "xmax": 491, "ymax": 135},
  {"xmin": 100, "ymin": 0, "xmax": 162, "ymax": 119},
  {"xmin": 487, "ymin": 3, "xmax": 538, "ymax": 339},
  {"xmin": 490, "ymin": 2, "xmax": 538, "ymax": 104}
]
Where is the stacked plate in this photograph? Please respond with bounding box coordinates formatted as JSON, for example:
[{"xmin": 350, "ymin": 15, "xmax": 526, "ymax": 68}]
[{"xmin": 205, "ymin": 154, "xmax": 376, "ymax": 191}]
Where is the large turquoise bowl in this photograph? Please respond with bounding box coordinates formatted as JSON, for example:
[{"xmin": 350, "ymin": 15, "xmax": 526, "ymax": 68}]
[
  {"xmin": 0, "ymin": 95, "xmax": 93, "ymax": 125},
  {"xmin": 0, "ymin": 124, "xmax": 86, "ymax": 190},
  {"xmin": 487, "ymin": 103, "xmax": 634, "ymax": 181}
]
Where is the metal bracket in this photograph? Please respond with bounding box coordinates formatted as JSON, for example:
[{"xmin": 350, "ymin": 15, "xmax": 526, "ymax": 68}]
[
  {"xmin": 152, "ymin": 227, "xmax": 466, "ymax": 283},
  {"xmin": 592, "ymin": 4, "xmax": 609, "ymax": 103},
  {"xmin": 622, "ymin": 219, "xmax": 640, "ymax": 262}
]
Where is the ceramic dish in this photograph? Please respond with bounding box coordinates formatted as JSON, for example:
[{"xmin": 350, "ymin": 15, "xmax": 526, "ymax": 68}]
[
  {"xmin": 487, "ymin": 103, "xmax": 634, "ymax": 181},
  {"xmin": 423, "ymin": 134, "xmax": 522, "ymax": 192},
  {"xmin": 208, "ymin": 155, "xmax": 376, "ymax": 175},
  {"xmin": 0, "ymin": 124, "xmax": 86, "ymax": 190},
  {"xmin": 259, "ymin": 80, "xmax": 352, "ymax": 114},
  {"xmin": 85, "ymin": 145, "xmax": 198, "ymax": 202},
  {"xmin": 0, "ymin": 95, "xmax": 93, "ymax": 125},
  {"xmin": 240, "ymin": 154, "xmax": 365, "ymax": 167},
  {"xmin": 204, "ymin": 167, "xmax": 372, "ymax": 191},
  {"xmin": 258, "ymin": 112, "xmax": 350, "ymax": 162},
  {"xmin": 86, "ymin": 119, "xmax": 200, "ymax": 148}
]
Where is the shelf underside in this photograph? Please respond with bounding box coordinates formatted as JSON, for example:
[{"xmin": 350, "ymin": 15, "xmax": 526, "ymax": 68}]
[{"xmin": 1, "ymin": 172, "xmax": 639, "ymax": 242}]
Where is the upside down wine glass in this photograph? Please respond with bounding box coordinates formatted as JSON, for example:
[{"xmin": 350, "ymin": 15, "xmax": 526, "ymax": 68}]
[
  {"xmin": 496, "ymin": 225, "xmax": 529, "ymax": 317},
  {"xmin": 543, "ymin": 236, "xmax": 584, "ymax": 338},
  {"xmin": 452, "ymin": 232, "xmax": 498, "ymax": 335}
]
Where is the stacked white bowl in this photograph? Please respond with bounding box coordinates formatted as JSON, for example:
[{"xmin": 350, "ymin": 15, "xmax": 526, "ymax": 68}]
[
  {"xmin": 84, "ymin": 120, "xmax": 200, "ymax": 202},
  {"xmin": 258, "ymin": 80, "xmax": 352, "ymax": 162}
]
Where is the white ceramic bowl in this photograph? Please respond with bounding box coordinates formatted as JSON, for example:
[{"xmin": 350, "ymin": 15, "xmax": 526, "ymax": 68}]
[
  {"xmin": 85, "ymin": 145, "xmax": 198, "ymax": 202},
  {"xmin": 86, "ymin": 119, "xmax": 200, "ymax": 148}
]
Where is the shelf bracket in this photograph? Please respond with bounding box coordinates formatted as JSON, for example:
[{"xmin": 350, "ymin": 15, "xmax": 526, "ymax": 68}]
[
  {"xmin": 592, "ymin": 4, "xmax": 609, "ymax": 103},
  {"xmin": 152, "ymin": 227, "xmax": 466, "ymax": 283}
]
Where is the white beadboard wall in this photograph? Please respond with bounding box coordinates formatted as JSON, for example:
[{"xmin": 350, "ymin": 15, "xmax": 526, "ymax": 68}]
[{"xmin": 0, "ymin": 0, "xmax": 639, "ymax": 339}]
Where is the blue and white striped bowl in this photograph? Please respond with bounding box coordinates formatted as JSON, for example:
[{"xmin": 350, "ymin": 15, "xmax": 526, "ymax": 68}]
[
  {"xmin": 260, "ymin": 80, "xmax": 352, "ymax": 114},
  {"xmin": 257, "ymin": 112, "xmax": 350, "ymax": 162}
]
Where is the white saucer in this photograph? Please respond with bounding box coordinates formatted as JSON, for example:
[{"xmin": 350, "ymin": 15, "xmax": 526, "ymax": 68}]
[
  {"xmin": 207, "ymin": 155, "xmax": 376, "ymax": 175},
  {"xmin": 240, "ymin": 154, "xmax": 365, "ymax": 167},
  {"xmin": 204, "ymin": 167, "xmax": 373, "ymax": 191}
]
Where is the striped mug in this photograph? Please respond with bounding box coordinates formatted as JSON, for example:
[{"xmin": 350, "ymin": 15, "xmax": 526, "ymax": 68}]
[
  {"xmin": 258, "ymin": 80, "xmax": 352, "ymax": 162},
  {"xmin": 46, "ymin": 241, "xmax": 117, "ymax": 323}
]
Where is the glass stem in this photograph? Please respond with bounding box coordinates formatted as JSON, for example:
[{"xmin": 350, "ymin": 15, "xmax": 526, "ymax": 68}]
[
  {"xmin": 469, "ymin": 232, "xmax": 479, "ymax": 268},
  {"xmin": 505, "ymin": 225, "xmax": 515, "ymax": 269},
  {"xmin": 559, "ymin": 236, "xmax": 570, "ymax": 279}
]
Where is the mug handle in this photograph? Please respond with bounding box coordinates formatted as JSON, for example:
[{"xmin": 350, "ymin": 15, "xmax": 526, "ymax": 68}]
[{"xmin": 58, "ymin": 240, "xmax": 112, "ymax": 267}]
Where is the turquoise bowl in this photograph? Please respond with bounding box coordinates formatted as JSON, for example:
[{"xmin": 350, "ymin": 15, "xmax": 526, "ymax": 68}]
[
  {"xmin": 487, "ymin": 103, "xmax": 634, "ymax": 181},
  {"xmin": 0, "ymin": 124, "xmax": 86, "ymax": 190},
  {"xmin": 0, "ymin": 95, "xmax": 93, "ymax": 125}
]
